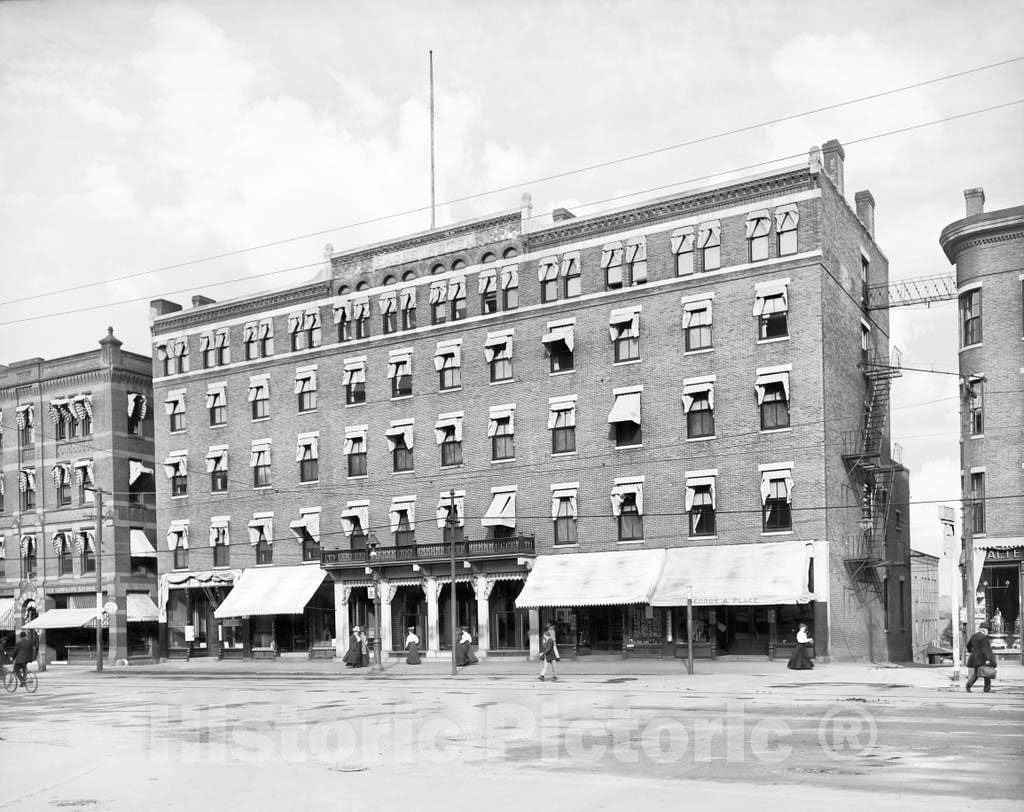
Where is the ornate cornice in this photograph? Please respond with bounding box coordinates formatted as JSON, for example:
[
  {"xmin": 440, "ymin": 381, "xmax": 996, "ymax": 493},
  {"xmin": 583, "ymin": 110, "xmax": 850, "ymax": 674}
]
[
  {"xmin": 153, "ymin": 280, "xmax": 332, "ymax": 334},
  {"xmin": 332, "ymin": 211, "xmax": 521, "ymax": 263},
  {"xmin": 526, "ymin": 170, "xmax": 813, "ymax": 249}
]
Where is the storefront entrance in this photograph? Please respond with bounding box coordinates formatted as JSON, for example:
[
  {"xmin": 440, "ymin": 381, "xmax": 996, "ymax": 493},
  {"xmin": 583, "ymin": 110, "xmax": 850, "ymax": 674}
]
[
  {"xmin": 438, "ymin": 582, "xmax": 476, "ymax": 649},
  {"xmin": 979, "ymin": 561, "xmax": 1022, "ymax": 653},
  {"xmin": 390, "ymin": 585, "xmax": 427, "ymax": 653},
  {"xmin": 489, "ymin": 580, "xmax": 529, "ymax": 651}
]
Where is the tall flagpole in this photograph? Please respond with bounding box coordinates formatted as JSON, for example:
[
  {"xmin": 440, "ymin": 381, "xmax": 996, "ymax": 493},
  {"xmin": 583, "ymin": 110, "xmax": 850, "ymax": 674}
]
[{"xmin": 429, "ymin": 50, "xmax": 436, "ymax": 231}]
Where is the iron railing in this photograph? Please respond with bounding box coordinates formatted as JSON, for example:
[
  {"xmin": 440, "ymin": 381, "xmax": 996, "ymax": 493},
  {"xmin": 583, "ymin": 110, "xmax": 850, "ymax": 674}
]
[{"xmin": 321, "ymin": 535, "xmax": 535, "ymax": 567}]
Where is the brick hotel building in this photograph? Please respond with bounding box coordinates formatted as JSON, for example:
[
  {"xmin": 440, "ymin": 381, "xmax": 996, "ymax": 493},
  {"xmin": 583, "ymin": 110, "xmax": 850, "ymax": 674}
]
[
  {"xmin": 0, "ymin": 331, "xmax": 159, "ymax": 664},
  {"xmin": 150, "ymin": 139, "xmax": 911, "ymax": 663}
]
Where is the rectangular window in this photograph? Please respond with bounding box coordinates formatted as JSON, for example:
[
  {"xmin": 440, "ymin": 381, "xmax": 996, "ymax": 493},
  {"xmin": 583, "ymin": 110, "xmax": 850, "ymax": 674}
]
[
  {"xmin": 550, "ymin": 408, "xmax": 576, "ymax": 454},
  {"xmin": 251, "ymin": 392, "xmax": 269, "ymax": 420},
  {"xmin": 762, "ymin": 474, "xmax": 793, "ymax": 531},
  {"xmin": 688, "ymin": 484, "xmax": 716, "ymax": 537},
  {"xmin": 22, "ymin": 545, "xmax": 37, "ymax": 579},
  {"xmin": 747, "ymin": 210, "xmax": 771, "ymax": 262},
  {"xmin": 609, "ymin": 308, "xmax": 641, "ymax": 363},
  {"xmin": 392, "ymin": 437, "xmax": 414, "ymax": 473},
  {"xmin": 699, "ymin": 221, "xmax": 721, "ymax": 271},
  {"xmin": 171, "ymin": 472, "xmax": 187, "ymax": 497},
  {"xmin": 861, "ymin": 255, "xmax": 870, "ymax": 306},
  {"xmin": 382, "ymin": 310, "xmax": 398, "ymax": 334},
  {"xmin": 336, "ymin": 310, "xmax": 352, "ymax": 342},
  {"xmin": 538, "ymin": 258, "xmax": 559, "ymax": 303},
  {"xmin": 968, "ymin": 379, "xmax": 984, "ymax": 435},
  {"xmin": 602, "ymin": 243, "xmax": 624, "ymax": 290},
  {"xmin": 436, "ymin": 345, "xmax": 462, "ymax": 391},
  {"xmin": 173, "ymin": 546, "xmax": 189, "ymax": 570},
  {"xmin": 480, "ymin": 271, "xmax": 498, "ymax": 314},
  {"xmin": 618, "ymin": 494, "xmax": 643, "ymax": 541},
  {"xmin": 299, "ymin": 458, "xmax": 318, "ymax": 483},
  {"xmin": 252, "ymin": 446, "xmax": 272, "ymax": 488},
  {"xmin": 256, "ymin": 535, "xmax": 273, "ymax": 565},
  {"xmin": 58, "ymin": 537, "xmax": 73, "ymax": 576},
  {"xmin": 346, "ymin": 432, "xmax": 367, "ymax": 477},
  {"xmin": 491, "ymin": 415, "xmax": 515, "ymax": 461},
  {"xmin": 440, "ymin": 427, "xmax": 463, "ymax": 467},
  {"xmin": 400, "ymin": 290, "xmax": 417, "ymax": 330},
  {"xmin": 615, "ymin": 421, "xmax": 642, "ymax": 447},
  {"xmin": 298, "ymin": 389, "xmax": 316, "ymax": 412},
  {"xmin": 486, "ymin": 334, "xmax": 514, "ymax": 382},
  {"xmin": 57, "ymin": 472, "xmax": 71, "ymax": 506},
  {"xmin": 213, "ymin": 541, "xmax": 230, "ymax": 568},
  {"xmin": 608, "ymin": 389, "xmax": 642, "ymax": 447},
  {"xmin": 394, "ymin": 512, "xmax": 415, "ymax": 547},
  {"xmin": 431, "ymin": 301, "xmax": 447, "ymax": 324},
  {"xmin": 344, "ymin": 362, "xmax": 367, "ymax": 405},
  {"xmin": 759, "ymin": 381, "xmax": 790, "ymax": 430},
  {"xmin": 625, "ymin": 239, "xmax": 647, "ymax": 285},
  {"xmin": 563, "ymin": 256, "xmax": 580, "ymax": 299},
  {"xmin": 686, "ymin": 391, "xmax": 715, "ymax": 438},
  {"xmin": 614, "ymin": 329, "xmax": 639, "ymax": 363},
  {"xmin": 346, "ymin": 380, "xmax": 366, "ymax": 404},
  {"xmin": 683, "ymin": 303, "xmax": 712, "ymax": 351},
  {"xmin": 553, "ymin": 496, "xmax": 578, "ymax": 546},
  {"xmin": 389, "ymin": 352, "xmax": 413, "ymax": 399},
  {"xmin": 543, "ymin": 324, "xmax": 575, "ymax": 373},
  {"xmin": 169, "ymin": 411, "xmax": 184, "ymax": 432},
  {"xmin": 970, "ymin": 472, "xmax": 985, "ymax": 534},
  {"xmin": 297, "ymin": 436, "xmax": 319, "ymax": 483},
  {"xmin": 672, "ymin": 227, "xmax": 695, "ymax": 276},
  {"xmin": 210, "ymin": 468, "xmax": 228, "ymax": 493},
  {"xmin": 775, "ymin": 204, "xmax": 799, "ymax": 256},
  {"xmin": 449, "ymin": 278, "xmax": 467, "ymax": 322},
  {"xmin": 960, "ymin": 289, "xmax": 982, "ymax": 347},
  {"xmin": 208, "ymin": 403, "xmax": 225, "ymax": 426}
]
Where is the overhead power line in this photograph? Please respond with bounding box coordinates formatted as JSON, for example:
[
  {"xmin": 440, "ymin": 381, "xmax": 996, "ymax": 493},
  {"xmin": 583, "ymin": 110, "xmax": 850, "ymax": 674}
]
[
  {"xmin": 1, "ymin": 98, "xmax": 1022, "ymax": 329},
  {"xmin": 3, "ymin": 55, "xmax": 1022, "ymax": 309}
]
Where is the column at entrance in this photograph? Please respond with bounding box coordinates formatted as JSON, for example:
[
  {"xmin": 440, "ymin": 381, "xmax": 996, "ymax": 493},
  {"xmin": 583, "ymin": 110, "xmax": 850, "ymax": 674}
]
[
  {"xmin": 474, "ymin": 576, "xmax": 491, "ymax": 657},
  {"xmin": 108, "ymin": 591, "xmax": 128, "ymax": 664},
  {"xmin": 424, "ymin": 577, "xmax": 440, "ymax": 655},
  {"xmin": 380, "ymin": 581, "xmax": 394, "ymax": 654},
  {"xmin": 529, "ymin": 609, "xmax": 540, "ymax": 660},
  {"xmin": 333, "ymin": 583, "xmax": 351, "ymax": 659}
]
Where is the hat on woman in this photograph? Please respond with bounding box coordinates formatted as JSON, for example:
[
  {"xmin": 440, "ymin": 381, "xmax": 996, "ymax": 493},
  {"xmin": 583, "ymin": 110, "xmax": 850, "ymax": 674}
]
[
  {"xmin": 979, "ymin": 621, "xmax": 991, "ymax": 631},
  {"xmin": 353, "ymin": 626, "xmax": 362, "ymax": 633}
]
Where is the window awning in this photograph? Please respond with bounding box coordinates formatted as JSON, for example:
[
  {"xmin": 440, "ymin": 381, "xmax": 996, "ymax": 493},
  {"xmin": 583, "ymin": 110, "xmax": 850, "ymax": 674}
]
[
  {"xmin": 478, "ymin": 270, "xmax": 497, "ymax": 294},
  {"xmin": 434, "ymin": 414, "xmax": 463, "ymax": 444},
  {"xmin": 128, "ymin": 392, "xmax": 148, "ymax": 420},
  {"xmin": 681, "ymin": 299, "xmax": 711, "ymax": 328},
  {"xmin": 774, "ymin": 203, "xmax": 799, "ymax": 232},
  {"xmin": 429, "ymin": 281, "xmax": 448, "ymax": 304},
  {"xmin": 127, "ymin": 594, "xmax": 160, "ymax": 622},
  {"xmin": 205, "ymin": 383, "xmax": 226, "ymax": 409},
  {"xmin": 389, "ymin": 498, "xmax": 416, "ymax": 532},
  {"xmin": 541, "ymin": 324, "xmax": 575, "ymax": 352},
  {"xmin": 130, "ymin": 529, "xmax": 157, "ymax": 558},
  {"xmin": 341, "ymin": 504, "xmax": 369, "ymax": 536},
  {"xmin": 436, "ymin": 492, "xmax": 466, "ymax": 528},
  {"xmin": 487, "ymin": 405, "xmax": 514, "ymax": 436},
  {"xmin": 682, "ymin": 380, "xmax": 715, "ymax": 411},
  {"xmin": 516, "ymin": 549, "xmax": 666, "ymax": 609},
  {"xmin": 760, "ymin": 470, "xmax": 794, "ymax": 504},
  {"xmin": 650, "ymin": 539, "xmax": 813, "ymax": 606},
  {"xmin": 671, "ymin": 226, "xmax": 695, "ymax": 254},
  {"xmin": 248, "ymin": 375, "xmax": 269, "ymax": 401},
  {"xmin": 129, "ymin": 459, "xmax": 155, "ymax": 484},
  {"xmin": 447, "ymin": 276, "xmax": 466, "ymax": 298},
  {"xmin": 399, "ymin": 288, "xmax": 416, "ymax": 310},
  {"xmin": 560, "ymin": 251, "xmax": 579, "ymax": 276},
  {"xmin": 209, "ymin": 517, "xmax": 230, "ymax": 548},
  {"xmin": 537, "ymin": 257, "xmax": 559, "ymax": 282},
  {"xmin": 378, "ymin": 291, "xmax": 397, "ymax": 314},
  {"xmin": 51, "ymin": 462, "xmax": 72, "ymax": 488},
  {"xmin": 250, "ymin": 443, "xmax": 271, "ymax": 467},
  {"xmin": 25, "ymin": 608, "xmax": 105, "ymax": 630},
  {"xmin": 163, "ymin": 455, "xmax": 186, "ymax": 479},
  {"xmin": 547, "ymin": 398, "xmax": 576, "ymax": 429},
  {"xmin": 753, "ymin": 281, "xmax": 789, "ymax": 316},
  {"xmin": 607, "ymin": 390, "xmax": 641, "ymax": 424},
  {"xmin": 550, "ymin": 486, "xmax": 578, "ymax": 519},
  {"xmin": 294, "ymin": 368, "xmax": 317, "ymax": 394},
  {"xmin": 434, "ymin": 342, "xmax": 461, "ymax": 370},
  {"xmin": 385, "ymin": 422, "xmax": 414, "ymax": 450},
  {"xmin": 388, "ymin": 350, "xmax": 412, "ymax": 379},
  {"xmin": 166, "ymin": 522, "xmax": 189, "ymax": 550},
  {"xmin": 484, "ymin": 332, "xmax": 513, "ymax": 362},
  {"xmin": 214, "ymin": 565, "xmax": 327, "ymax": 618},
  {"xmin": 601, "ymin": 243, "xmax": 623, "ymax": 269},
  {"xmin": 247, "ymin": 516, "xmax": 273, "ymax": 546},
  {"xmin": 745, "ymin": 209, "xmax": 771, "ymax": 238},
  {"xmin": 608, "ymin": 307, "xmax": 640, "ymax": 340},
  {"xmin": 343, "ymin": 426, "xmax": 367, "ymax": 455},
  {"xmin": 684, "ymin": 477, "xmax": 716, "ymax": 510},
  {"xmin": 164, "ymin": 390, "xmax": 185, "ymax": 415},
  {"xmin": 289, "ymin": 510, "xmax": 321, "ymax": 544},
  {"xmin": 500, "ymin": 265, "xmax": 519, "ymax": 289},
  {"xmin": 610, "ymin": 481, "xmax": 644, "ymax": 516},
  {"xmin": 48, "ymin": 397, "xmax": 71, "ymax": 424},
  {"xmin": 343, "ymin": 360, "xmax": 366, "ymax": 385},
  {"xmin": 482, "ymin": 490, "xmax": 516, "ymax": 528},
  {"xmin": 755, "ymin": 371, "xmax": 790, "ymax": 403},
  {"xmin": 70, "ymin": 394, "xmax": 93, "ymax": 422},
  {"xmin": 698, "ymin": 220, "xmax": 721, "ymax": 248},
  {"xmin": 205, "ymin": 447, "xmax": 228, "ymax": 473},
  {"xmin": 0, "ymin": 598, "xmax": 17, "ymax": 631},
  {"xmin": 295, "ymin": 434, "xmax": 318, "ymax": 462}
]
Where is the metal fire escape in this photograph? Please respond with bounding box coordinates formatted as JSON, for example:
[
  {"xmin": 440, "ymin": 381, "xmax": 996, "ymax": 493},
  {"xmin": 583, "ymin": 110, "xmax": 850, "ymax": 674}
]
[
  {"xmin": 842, "ymin": 347, "xmax": 903, "ymax": 603},
  {"xmin": 841, "ymin": 272, "xmax": 956, "ymax": 604}
]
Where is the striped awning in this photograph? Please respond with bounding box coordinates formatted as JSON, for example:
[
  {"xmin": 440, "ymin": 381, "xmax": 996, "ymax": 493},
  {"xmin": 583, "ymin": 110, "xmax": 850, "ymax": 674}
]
[{"xmin": 516, "ymin": 549, "xmax": 666, "ymax": 609}]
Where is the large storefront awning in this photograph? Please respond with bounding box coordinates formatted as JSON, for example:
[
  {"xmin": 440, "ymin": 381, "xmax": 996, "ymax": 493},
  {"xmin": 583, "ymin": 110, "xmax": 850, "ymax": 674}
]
[
  {"xmin": 127, "ymin": 593, "xmax": 160, "ymax": 622},
  {"xmin": 24, "ymin": 608, "xmax": 107, "ymax": 630},
  {"xmin": 516, "ymin": 549, "xmax": 666, "ymax": 609},
  {"xmin": 214, "ymin": 565, "xmax": 327, "ymax": 618},
  {"xmin": 651, "ymin": 539, "xmax": 813, "ymax": 607}
]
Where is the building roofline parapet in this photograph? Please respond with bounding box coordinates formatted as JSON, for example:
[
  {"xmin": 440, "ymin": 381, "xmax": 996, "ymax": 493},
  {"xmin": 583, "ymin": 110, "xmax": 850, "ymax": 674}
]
[
  {"xmin": 939, "ymin": 204, "xmax": 1024, "ymax": 264},
  {"xmin": 152, "ymin": 280, "xmax": 332, "ymax": 333}
]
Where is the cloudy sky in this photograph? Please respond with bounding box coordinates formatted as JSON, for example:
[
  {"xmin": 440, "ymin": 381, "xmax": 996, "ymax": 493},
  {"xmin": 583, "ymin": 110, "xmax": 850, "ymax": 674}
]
[{"xmin": 1, "ymin": 1, "xmax": 1022, "ymax": 567}]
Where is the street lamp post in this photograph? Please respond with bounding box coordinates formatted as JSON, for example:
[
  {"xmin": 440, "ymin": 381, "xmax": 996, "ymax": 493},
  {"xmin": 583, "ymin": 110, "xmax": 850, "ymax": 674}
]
[
  {"xmin": 448, "ymin": 490, "xmax": 457, "ymax": 678},
  {"xmin": 367, "ymin": 535, "xmax": 383, "ymax": 673}
]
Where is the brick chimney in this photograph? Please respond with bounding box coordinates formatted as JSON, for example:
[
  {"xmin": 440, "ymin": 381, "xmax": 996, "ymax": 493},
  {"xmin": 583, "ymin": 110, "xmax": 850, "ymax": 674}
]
[
  {"xmin": 821, "ymin": 139, "xmax": 845, "ymax": 196},
  {"xmin": 854, "ymin": 190, "xmax": 876, "ymax": 237},
  {"xmin": 149, "ymin": 298, "xmax": 182, "ymax": 319},
  {"xmin": 99, "ymin": 326, "xmax": 123, "ymax": 367},
  {"xmin": 191, "ymin": 295, "xmax": 216, "ymax": 308},
  {"xmin": 552, "ymin": 207, "xmax": 576, "ymax": 222},
  {"xmin": 964, "ymin": 187, "xmax": 985, "ymax": 217}
]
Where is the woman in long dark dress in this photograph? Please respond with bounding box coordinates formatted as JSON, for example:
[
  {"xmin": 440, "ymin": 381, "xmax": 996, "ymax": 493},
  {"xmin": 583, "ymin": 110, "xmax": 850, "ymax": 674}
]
[
  {"xmin": 405, "ymin": 627, "xmax": 421, "ymax": 665},
  {"xmin": 359, "ymin": 630, "xmax": 370, "ymax": 667},
  {"xmin": 343, "ymin": 626, "xmax": 362, "ymax": 667},
  {"xmin": 787, "ymin": 623, "xmax": 814, "ymax": 670}
]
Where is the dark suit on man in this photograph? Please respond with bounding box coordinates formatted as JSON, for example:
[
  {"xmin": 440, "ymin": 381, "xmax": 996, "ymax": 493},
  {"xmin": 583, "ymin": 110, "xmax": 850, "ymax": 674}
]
[{"xmin": 965, "ymin": 631, "xmax": 995, "ymax": 692}]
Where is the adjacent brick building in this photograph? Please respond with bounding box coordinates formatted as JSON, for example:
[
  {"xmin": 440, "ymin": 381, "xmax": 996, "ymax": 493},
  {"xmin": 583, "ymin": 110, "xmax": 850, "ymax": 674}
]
[
  {"xmin": 0, "ymin": 330, "xmax": 158, "ymax": 664},
  {"xmin": 150, "ymin": 139, "xmax": 912, "ymax": 663},
  {"xmin": 941, "ymin": 189, "xmax": 1024, "ymax": 657}
]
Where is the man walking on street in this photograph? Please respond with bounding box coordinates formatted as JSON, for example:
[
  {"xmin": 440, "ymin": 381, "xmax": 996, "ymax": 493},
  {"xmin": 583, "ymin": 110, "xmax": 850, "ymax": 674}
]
[
  {"xmin": 538, "ymin": 625, "xmax": 560, "ymax": 682},
  {"xmin": 11, "ymin": 631, "xmax": 33, "ymax": 688}
]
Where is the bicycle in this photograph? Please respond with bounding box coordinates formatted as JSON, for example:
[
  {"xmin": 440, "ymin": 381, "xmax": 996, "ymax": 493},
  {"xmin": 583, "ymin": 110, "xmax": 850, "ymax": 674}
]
[{"xmin": 3, "ymin": 665, "xmax": 38, "ymax": 694}]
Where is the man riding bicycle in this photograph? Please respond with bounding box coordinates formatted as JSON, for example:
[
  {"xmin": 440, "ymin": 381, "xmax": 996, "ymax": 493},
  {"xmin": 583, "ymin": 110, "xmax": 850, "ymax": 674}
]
[{"xmin": 11, "ymin": 631, "xmax": 33, "ymax": 688}]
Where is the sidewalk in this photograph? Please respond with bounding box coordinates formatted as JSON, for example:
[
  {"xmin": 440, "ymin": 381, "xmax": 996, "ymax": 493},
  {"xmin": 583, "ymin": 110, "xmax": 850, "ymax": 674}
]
[{"xmin": 50, "ymin": 652, "xmax": 1024, "ymax": 694}]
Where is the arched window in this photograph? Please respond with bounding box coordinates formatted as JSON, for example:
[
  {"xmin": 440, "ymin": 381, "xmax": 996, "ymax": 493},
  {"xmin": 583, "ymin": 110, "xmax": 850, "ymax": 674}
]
[
  {"xmin": 451, "ymin": 259, "xmax": 466, "ymax": 271},
  {"xmin": 481, "ymin": 252, "xmax": 496, "ymax": 264},
  {"xmin": 431, "ymin": 263, "xmax": 446, "ymax": 275},
  {"xmin": 356, "ymin": 281, "xmax": 369, "ymax": 291},
  {"xmin": 382, "ymin": 275, "xmax": 396, "ymax": 286},
  {"xmin": 337, "ymin": 284, "xmax": 350, "ymax": 295},
  {"xmin": 402, "ymin": 270, "xmax": 418, "ymax": 281},
  {"xmin": 502, "ymin": 247, "xmax": 519, "ymax": 259}
]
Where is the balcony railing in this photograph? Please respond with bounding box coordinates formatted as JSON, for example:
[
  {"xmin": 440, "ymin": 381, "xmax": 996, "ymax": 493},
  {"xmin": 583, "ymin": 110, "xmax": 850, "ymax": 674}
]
[{"xmin": 321, "ymin": 535, "xmax": 535, "ymax": 568}]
